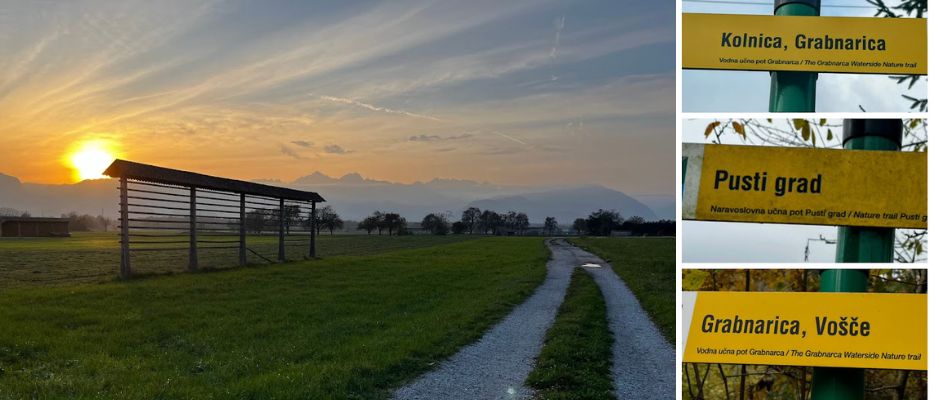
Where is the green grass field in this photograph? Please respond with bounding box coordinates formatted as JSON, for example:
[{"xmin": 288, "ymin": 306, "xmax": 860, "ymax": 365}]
[
  {"xmin": 0, "ymin": 232, "xmax": 478, "ymax": 287},
  {"xmin": 0, "ymin": 237, "xmax": 547, "ymax": 399},
  {"xmin": 568, "ymin": 237, "xmax": 675, "ymax": 343},
  {"xmin": 526, "ymin": 268, "xmax": 615, "ymax": 400}
]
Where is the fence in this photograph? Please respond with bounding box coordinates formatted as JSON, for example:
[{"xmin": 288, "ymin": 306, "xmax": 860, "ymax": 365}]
[{"xmin": 104, "ymin": 160, "xmax": 325, "ymax": 279}]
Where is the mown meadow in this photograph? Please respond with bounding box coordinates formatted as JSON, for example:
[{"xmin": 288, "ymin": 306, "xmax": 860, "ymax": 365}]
[
  {"xmin": 0, "ymin": 232, "xmax": 478, "ymax": 287},
  {"xmin": 0, "ymin": 236, "xmax": 546, "ymax": 399}
]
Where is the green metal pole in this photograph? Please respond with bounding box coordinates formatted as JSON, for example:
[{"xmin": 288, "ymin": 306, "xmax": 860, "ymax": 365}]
[
  {"xmin": 835, "ymin": 119, "xmax": 901, "ymax": 263},
  {"xmin": 811, "ymin": 119, "xmax": 901, "ymax": 400},
  {"xmin": 811, "ymin": 270, "xmax": 869, "ymax": 400},
  {"xmin": 768, "ymin": 0, "xmax": 819, "ymax": 112}
]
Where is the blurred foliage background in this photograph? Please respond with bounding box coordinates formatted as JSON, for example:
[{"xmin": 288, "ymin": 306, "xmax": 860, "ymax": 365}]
[{"xmin": 682, "ymin": 269, "xmax": 927, "ymax": 400}]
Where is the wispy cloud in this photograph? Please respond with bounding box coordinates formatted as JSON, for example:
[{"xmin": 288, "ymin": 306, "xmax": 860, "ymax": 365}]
[
  {"xmin": 0, "ymin": 0, "xmax": 676, "ymax": 196},
  {"xmin": 408, "ymin": 133, "xmax": 472, "ymax": 142},
  {"xmin": 280, "ymin": 143, "xmax": 310, "ymax": 160},
  {"xmin": 550, "ymin": 15, "xmax": 565, "ymax": 59},
  {"xmin": 319, "ymin": 95, "xmax": 442, "ymax": 121},
  {"xmin": 323, "ymin": 144, "xmax": 349, "ymax": 154},
  {"xmin": 481, "ymin": 146, "xmax": 525, "ymax": 156}
]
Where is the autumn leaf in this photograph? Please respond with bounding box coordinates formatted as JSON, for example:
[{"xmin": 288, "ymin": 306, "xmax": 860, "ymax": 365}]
[
  {"xmin": 683, "ymin": 270, "xmax": 709, "ymax": 291},
  {"xmin": 732, "ymin": 121, "xmax": 745, "ymax": 139},
  {"xmin": 704, "ymin": 121, "xmax": 720, "ymax": 138}
]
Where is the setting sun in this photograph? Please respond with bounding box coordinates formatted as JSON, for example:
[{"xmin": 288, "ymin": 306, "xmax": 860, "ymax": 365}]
[{"xmin": 68, "ymin": 140, "xmax": 117, "ymax": 181}]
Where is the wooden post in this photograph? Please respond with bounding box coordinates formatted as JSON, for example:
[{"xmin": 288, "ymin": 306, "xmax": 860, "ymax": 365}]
[
  {"xmin": 119, "ymin": 177, "xmax": 130, "ymax": 279},
  {"xmin": 278, "ymin": 198, "xmax": 286, "ymax": 262},
  {"xmin": 309, "ymin": 201, "xmax": 316, "ymax": 258},
  {"xmin": 239, "ymin": 193, "xmax": 247, "ymax": 266},
  {"xmin": 188, "ymin": 186, "xmax": 197, "ymax": 271}
]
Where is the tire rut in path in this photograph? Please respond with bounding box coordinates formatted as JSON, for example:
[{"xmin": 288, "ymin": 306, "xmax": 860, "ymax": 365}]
[
  {"xmin": 391, "ymin": 238, "xmax": 576, "ymax": 400},
  {"xmin": 568, "ymin": 241, "xmax": 676, "ymax": 400}
]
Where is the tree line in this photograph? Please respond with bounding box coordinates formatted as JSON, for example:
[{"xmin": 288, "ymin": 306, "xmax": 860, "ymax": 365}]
[
  {"xmin": 572, "ymin": 212, "xmax": 676, "ymax": 236},
  {"xmin": 62, "ymin": 212, "xmax": 114, "ymax": 232},
  {"xmin": 415, "ymin": 208, "xmax": 537, "ymax": 236},
  {"xmin": 357, "ymin": 211, "xmax": 409, "ymax": 235},
  {"xmin": 363, "ymin": 207, "xmax": 674, "ymax": 237},
  {"xmin": 28, "ymin": 205, "xmax": 672, "ymax": 237},
  {"xmin": 242, "ymin": 205, "xmax": 344, "ymax": 235}
]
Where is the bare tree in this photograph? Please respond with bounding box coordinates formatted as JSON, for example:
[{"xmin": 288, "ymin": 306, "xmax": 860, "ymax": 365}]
[
  {"xmin": 461, "ymin": 207, "xmax": 482, "ymax": 234},
  {"xmin": 543, "ymin": 217, "xmax": 558, "ymax": 236},
  {"xmin": 284, "ymin": 205, "xmax": 301, "ymax": 235},
  {"xmin": 866, "ymin": 0, "xmax": 927, "ymax": 112},
  {"xmin": 315, "ymin": 206, "xmax": 341, "ymax": 235},
  {"xmin": 573, "ymin": 218, "xmax": 588, "ymax": 235},
  {"xmin": 357, "ymin": 212, "xmax": 381, "ymax": 235},
  {"xmin": 421, "ymin": 213, "xmax": 449, "ymax": 235}
]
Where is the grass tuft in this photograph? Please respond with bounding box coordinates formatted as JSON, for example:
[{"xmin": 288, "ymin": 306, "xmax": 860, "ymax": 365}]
[{"xmin": 526, "ymin": 268, "xmax": 615, "ymax": 400}]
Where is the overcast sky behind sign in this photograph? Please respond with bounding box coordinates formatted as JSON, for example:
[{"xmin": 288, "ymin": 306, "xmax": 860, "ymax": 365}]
[
  {"xmin": 682, "ymin": 1, "xmax": 927, "ymax": 112},
  {"xmin": 682, "ymin": 118, "xmax": 926, "ymax": 263},
  {"xmin": 684, "ymin": 119, "xmax": 839, "ymax": 263},
  {"xmin": 0, "ymin": 0, "xmax": 675, "ymax": 198}
]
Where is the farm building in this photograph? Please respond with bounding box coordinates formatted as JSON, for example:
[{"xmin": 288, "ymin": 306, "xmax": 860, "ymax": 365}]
[
  {"xmin": 103, "ymin": 159, "xmax": 325, "ymax": 279},
  {"xmin": 0, "ymin": 217, "xmax": 70, "ymax": 237}
]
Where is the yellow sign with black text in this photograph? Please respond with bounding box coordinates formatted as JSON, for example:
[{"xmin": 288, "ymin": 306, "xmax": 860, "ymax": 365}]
[
  {"xmin": 682, "ymin": 13, "xmax": 927, "ymax": 75},
  {"xmin": 681, "ymin": 143, "xmax": 927, "ymax": 229},
  {"xmin": 682, "ymin": 291, "xmax": 927, "ymax": 370}
]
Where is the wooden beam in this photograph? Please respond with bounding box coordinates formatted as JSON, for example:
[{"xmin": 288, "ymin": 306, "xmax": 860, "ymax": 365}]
[
  {"xmin": 278, "ymin": 198, "xmax": 286, "ymax": 262},
  {"xmin": 239, "ymin": 193, "xmax": 247, "ymax": 266},
  {"xmin": 119, "ymin": 177, "xmax": 130, "ymax": 279},
  {"xmin": 188, "ymin": 186, "xmax": 197, "ymax": 271},
  {"xmin": 309, "ymin": 201, "xmax": 316, "ymax": 258}
]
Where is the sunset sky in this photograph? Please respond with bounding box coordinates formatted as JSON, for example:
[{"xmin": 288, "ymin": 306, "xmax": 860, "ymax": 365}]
[{"xmin": 0, "ymin": 0, "xmax": 675, "ymax": 195}]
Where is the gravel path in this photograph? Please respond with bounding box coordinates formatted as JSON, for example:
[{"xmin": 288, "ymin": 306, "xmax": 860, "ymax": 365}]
[
  {"xmin": 567, "ymin": 242, "xmax": 676, "ymax": 400},
  {"xmin": 392, "ymin": 238, "xmax": 576, "ymax": 400},
  {"xmin": 391, "ymin": 239, "xmax": 674, "ymax": 400}
]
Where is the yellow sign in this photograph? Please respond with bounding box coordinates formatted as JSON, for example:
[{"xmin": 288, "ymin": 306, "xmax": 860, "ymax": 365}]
[
  {"xmin": 682, "ymin": 291, "xmax": 927, "ymax": 370},
  {"xmin": 682, "ymin": 143, "xmax": 927, "ymax": 229},
  {"xmin": 682, "ymin": 13, "xmax": 927, "ymax": 75}
]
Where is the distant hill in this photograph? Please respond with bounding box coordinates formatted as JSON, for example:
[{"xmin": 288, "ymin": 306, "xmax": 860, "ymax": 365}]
[
  {"xmin": 467, "ymin": 186, "xmax": 658, "ymax": 224},
  {"xmin": 0, "ymin": 174, "xmax": 115, "ymax": 217},
  {"xmin": 0, "ymin": 171, "xmax": 673, "ymax": 224},
  {"xmin": 292, "ymin": 171, "xmax": 384, "ymax": 185},
  {"xmin": 0, "ymin": 173, "xmax": 21, "ymax": 190},
  {"xmin": 632, "ymin": 194, "xmax": 676, "ymax": 221}
]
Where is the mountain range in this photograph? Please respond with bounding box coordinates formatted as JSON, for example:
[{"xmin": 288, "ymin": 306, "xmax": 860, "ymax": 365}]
[{"xmin": 0, "ymin": 171, "xmax": 674, "ymax": 224}]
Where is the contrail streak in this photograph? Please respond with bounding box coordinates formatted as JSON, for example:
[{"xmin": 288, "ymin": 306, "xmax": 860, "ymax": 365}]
[
  {"xmin": 319, "ymin": 95, "xmax": 441, "ymax": 121},
  {"xmin": 550, "ymin": 15, "xmax": 565, "ymax": 59},
  {"xmin": 495, "ymin": 131, "xmax": 528, "ymax": 146}
]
